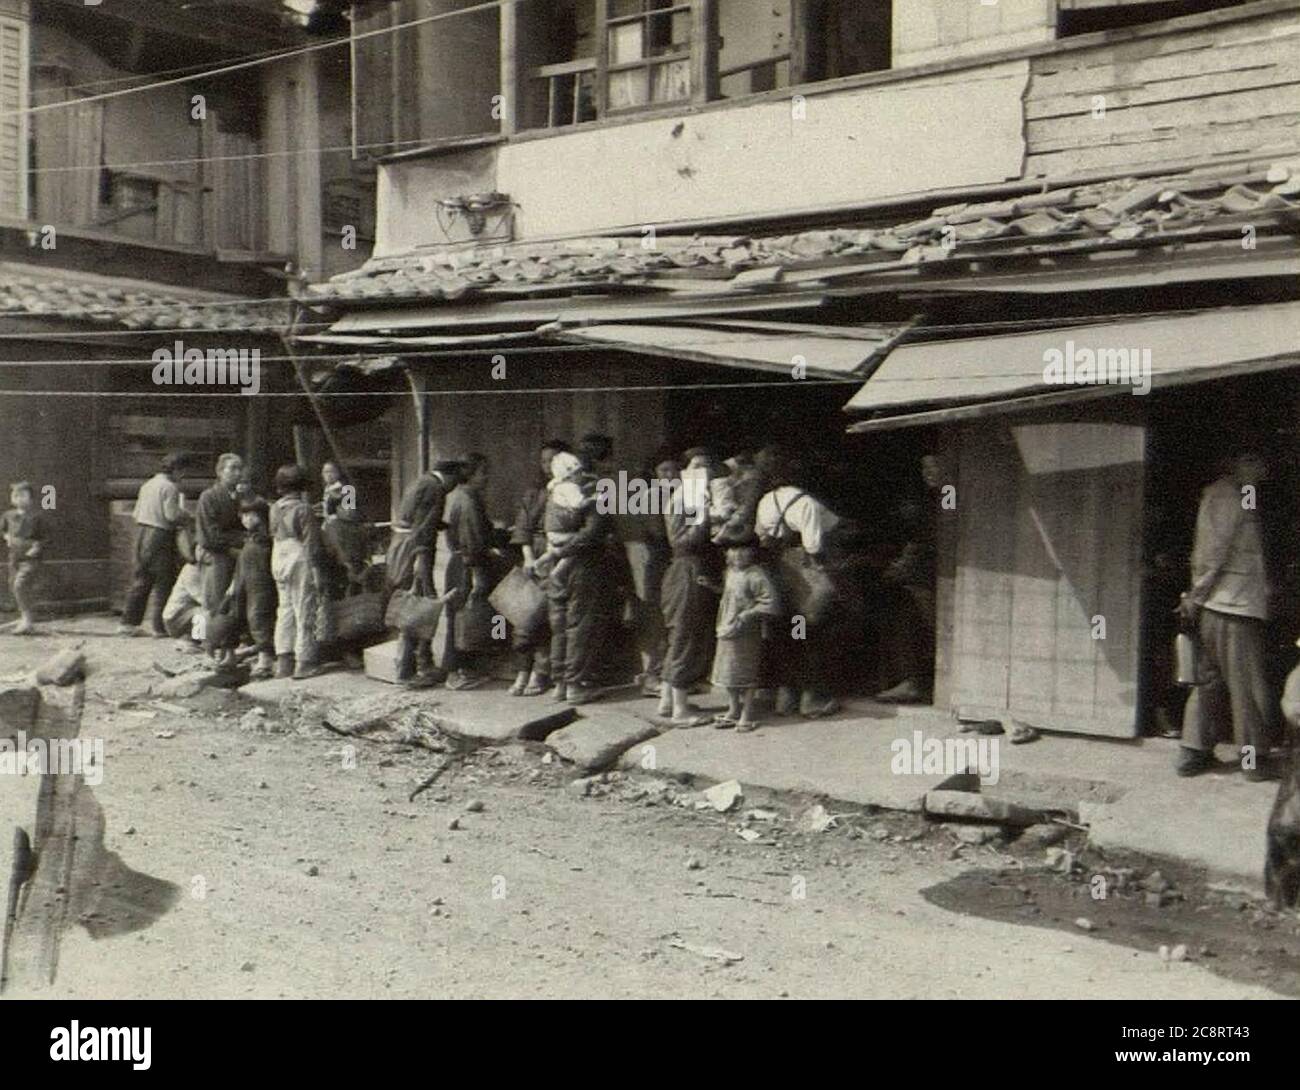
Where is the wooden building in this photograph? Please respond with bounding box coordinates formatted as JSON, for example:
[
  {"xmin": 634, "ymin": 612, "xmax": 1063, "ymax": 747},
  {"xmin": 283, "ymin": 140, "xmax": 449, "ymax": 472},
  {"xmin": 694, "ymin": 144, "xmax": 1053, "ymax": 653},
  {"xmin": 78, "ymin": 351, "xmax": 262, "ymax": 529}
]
[
  {"xmin": 0, "ymin": 0, "xmax": 376, "ymax": 614},
  {"xmin": 297, "ymin": 0, "xmax": 1300, "ymax": 736}
]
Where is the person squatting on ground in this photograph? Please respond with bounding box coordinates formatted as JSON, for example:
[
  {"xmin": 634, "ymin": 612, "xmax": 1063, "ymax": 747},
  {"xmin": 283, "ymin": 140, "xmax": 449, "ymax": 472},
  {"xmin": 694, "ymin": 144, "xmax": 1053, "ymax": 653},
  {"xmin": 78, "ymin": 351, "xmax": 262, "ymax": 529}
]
[
  {"xmin": 536, "ymin": 451, "xmax": 619, "ymax": 706},
  {"xmin": 195, "ymin": 453, "xmax": 245, "ymax": 628},
  {"xmin": 709, "ymin": 539, "xmax": 781, "ymax": 733},
  {"xmin": 118, "ymin": 453, "xmax": 186, "ymax": 638},
  {"xmin": 222, "ymin": 496, "xmax": 277, "ymax": 679},
  {"xmin": 2, "ymin": 480, "xmax": 45, "ymax": 635},
  {"xmin": 162, "ymin": 561, "xmax": 206, "ymax": 652},
  {"xmin": 509, "ymin": 439, "xmax": 571, "ymax": 696},
  {"xmin": 269, "ymin": 464, "xmax": 324, "ymax": 680},
  {"xmin": 1176, "ymin": 449, "xmax": 1279, "ymax": 781},
  {"xmin": 386, "ymin": 459, "xmax": 463, "ymax": 688}
]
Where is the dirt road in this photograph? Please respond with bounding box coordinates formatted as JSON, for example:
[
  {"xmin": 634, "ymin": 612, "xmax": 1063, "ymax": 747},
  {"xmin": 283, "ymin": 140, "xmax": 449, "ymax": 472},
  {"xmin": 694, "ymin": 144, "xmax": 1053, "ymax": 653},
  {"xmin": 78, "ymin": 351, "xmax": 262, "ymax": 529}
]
[{"xmin": 1, "ymin": 625, "xmax": 1295, "ymax": 999}]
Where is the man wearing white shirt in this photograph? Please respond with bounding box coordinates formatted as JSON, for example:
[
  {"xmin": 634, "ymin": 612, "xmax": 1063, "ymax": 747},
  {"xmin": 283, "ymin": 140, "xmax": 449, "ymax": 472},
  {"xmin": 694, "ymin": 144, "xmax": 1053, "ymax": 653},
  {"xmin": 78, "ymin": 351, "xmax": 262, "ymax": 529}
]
[{"xmin": 118, "ymin": 453, "xmax": 186, "ymax": 637}]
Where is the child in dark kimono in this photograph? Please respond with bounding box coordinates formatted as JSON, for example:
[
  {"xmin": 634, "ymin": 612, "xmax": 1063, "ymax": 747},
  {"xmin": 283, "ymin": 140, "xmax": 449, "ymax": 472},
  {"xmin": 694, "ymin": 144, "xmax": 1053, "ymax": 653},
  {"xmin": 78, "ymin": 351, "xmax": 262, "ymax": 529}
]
[
  {"xmin": 2, "ymin": 481, "xmax": 44, "ymax": 634},
  {"xmin": 710, "ymin": 541, "xmax": 780, "ymax": 733},
  {"xmin": 220, "ymin": 497, "xmax": 277, "ymax": 678}
]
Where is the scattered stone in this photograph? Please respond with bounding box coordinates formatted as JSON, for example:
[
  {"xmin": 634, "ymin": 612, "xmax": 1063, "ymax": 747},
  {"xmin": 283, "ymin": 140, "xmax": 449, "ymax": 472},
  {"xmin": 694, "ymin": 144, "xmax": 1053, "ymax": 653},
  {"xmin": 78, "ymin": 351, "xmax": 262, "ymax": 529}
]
[
  {"xmin": 806, "ymin": 805, "xmax": 837, "ymax": 833},
  {"xmin": 568, "ymin": 775, "xmax": 596, "ymax": 798},
  {"xmin": 869, "ymin": 824, "xmax": 891, "ymax": 841},
  {"xmin": 465, "ymin": 799, "xmax": 485, "ymax": 813},
  {"xmin": 686, "ymin": 856, "xmax": 703, "ymax": 870},
  {"xmin": 305, "ymin": 864, "xmax": 319, "ymax": 877},
  {"xmin": 239, "ymin": 708, "xmax": 267, "ymax": 731},
  {"xmin": 1074, "ymin": 917, "xmax": 1094, "ymax": 932},
  {"xmin": 924, "ymin": 790, "xmax": 1044, "ymax": 827},
  {"xmin": 736, "ymin": 828, "xmax": 764, "ymax": 843},
  {"xmin": 541, "ymin": 752, "xmax": 554, "ymax": 764},
  {"xmin": 35, "ymin": 649, "xmax": 86, "ymax": 687},
  {"xmin": 154, "ymin": 729, "xmax": 176, "ymax": 740},
  {"xmin": 1045, "ymin": 847, "xmax": 1075, "ymax": 874},
  {"xmin": 124, "ymin": 826, "xmax": 136, "ymax": 836},
  {"xmin": 1140, "ymin": 871, "xmax": 1172, "ymax": 894},
  {"xmin": 546, "ymin": 711, "xmax": 658, "ymax": 771},
  {"xmin": 240, "ymin": 961, "xmax": 255, "ymax": 972},
  {"xmin": 441, "ymin": 854, "xmax": 452, "ymax": 864},
  {"xmin": 703, "ymin": 780, "xmax": 744, "ymax": 813},
  {"xmin": 257, "ymin": 780, "xmax": 269, "ymax": 790},
  {"xmin": 448, "ymin": 817, "xmax": 461, "ymax": 831},
  {"xmin": 1022, "ymin": 823, "xmax": 1069, "ymax": 847},
  {"xmin": 954, "ymin": 825, "xmax": 997, "ymax": 845},
  {"xmin": 745, "ymin": 808, "xmax": 779, "ymax": 823},
  {"xmin": 668, "ymin": 938, "xmax": 742, "ymax": 965}
]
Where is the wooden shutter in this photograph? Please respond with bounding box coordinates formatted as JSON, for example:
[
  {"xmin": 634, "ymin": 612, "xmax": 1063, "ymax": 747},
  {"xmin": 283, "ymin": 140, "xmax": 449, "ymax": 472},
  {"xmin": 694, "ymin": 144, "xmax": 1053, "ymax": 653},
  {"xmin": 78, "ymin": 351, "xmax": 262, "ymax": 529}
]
[{"xmin": 0, "ymin": 12, "xmax": 29, "ymax": 219}]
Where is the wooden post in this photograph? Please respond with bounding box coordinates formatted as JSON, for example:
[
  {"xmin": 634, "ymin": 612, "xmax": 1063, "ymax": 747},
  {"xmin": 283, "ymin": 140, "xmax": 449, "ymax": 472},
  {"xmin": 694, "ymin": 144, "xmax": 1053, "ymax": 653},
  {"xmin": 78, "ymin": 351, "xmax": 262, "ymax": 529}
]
[
  {"xmin": 594, "ymin": 0, "xmax": 609, "ymax": 118},
  {"xmin": 499, "ymin": 0, "xmax": 520, "ymax": 136},
  {"xmin": 691, "ymin": 0, "xmax": 719, "ymax": 105},
  {"xmin": 283, "ymin": 306, "xmax": 352, "ymax": 481},
  {"xmin": 789, "ymin": 0, "xmax": 816, "ymax": 86},
  {"xmin": 405, "ymin": 368, "xmax": 429, "ymax": 475}
]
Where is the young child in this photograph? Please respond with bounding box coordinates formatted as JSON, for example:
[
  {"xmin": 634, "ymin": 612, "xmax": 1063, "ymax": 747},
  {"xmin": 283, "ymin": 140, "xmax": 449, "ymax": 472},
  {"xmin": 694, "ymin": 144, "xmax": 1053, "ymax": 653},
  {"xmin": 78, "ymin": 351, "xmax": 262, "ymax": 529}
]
[
  {"xmin": 225, "ymin": 497, "xmax": 277, "ymax": 679},
  {"xmin": 710, "ymin": 540, "xmax": 780, "ymax": 733},
  {"xmin": 2, "ymin": 481, "xmax": 45, "ymax": 635},
  {"xmin": 270, "ymin": 465, "xmax": 323, "ymax": 680}
]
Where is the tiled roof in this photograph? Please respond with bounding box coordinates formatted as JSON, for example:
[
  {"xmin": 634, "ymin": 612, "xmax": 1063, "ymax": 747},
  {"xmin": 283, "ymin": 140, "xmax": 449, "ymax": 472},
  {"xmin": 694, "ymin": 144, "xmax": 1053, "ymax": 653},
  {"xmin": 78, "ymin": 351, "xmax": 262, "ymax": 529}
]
[
  {"xmin": 306, "ymin": 162, "xmax": 1300, "ymax": 307},
  {"xmin": 0, "ymin": 273, "xmax": 292, "ymax": 334}
]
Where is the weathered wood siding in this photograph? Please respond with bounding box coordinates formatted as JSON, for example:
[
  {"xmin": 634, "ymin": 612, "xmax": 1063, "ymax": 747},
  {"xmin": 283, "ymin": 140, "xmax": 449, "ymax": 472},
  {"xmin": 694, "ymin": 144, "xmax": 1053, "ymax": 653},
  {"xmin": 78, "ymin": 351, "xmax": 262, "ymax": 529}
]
[
  {"xmin": 940, "ymin": 419, "xmax": 1145, "ymax": 738},
  {"xmin": 1026, "ymin": 6, "xmax": 1300, "ymax": 177}
]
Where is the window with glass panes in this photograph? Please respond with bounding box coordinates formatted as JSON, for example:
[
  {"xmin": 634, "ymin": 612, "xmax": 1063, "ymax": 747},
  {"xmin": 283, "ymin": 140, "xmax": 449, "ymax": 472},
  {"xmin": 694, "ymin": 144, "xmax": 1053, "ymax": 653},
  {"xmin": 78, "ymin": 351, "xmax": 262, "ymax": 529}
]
[{"xmin": 601, "ymin": 0, "xmax": 695, "ymax": 112}]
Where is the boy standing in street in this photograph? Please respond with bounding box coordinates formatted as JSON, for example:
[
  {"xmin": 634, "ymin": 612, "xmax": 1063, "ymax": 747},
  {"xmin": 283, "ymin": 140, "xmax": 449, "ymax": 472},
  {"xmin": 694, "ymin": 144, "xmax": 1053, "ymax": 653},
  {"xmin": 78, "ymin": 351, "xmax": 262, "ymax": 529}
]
[{"xmin": 2, "ymin": 481, "xmax": 44, "ymax": 634}]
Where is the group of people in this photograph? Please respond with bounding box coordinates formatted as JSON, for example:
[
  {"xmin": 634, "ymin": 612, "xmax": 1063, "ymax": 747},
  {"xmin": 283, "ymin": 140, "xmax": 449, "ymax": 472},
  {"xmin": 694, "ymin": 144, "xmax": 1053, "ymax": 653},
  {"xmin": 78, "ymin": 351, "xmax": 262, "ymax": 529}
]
[
  {"xmin": 2, "ymin": 435, "xmax": 939, "ymax": 734},
  {"xmin": 385, "ymin": 433, "xmax": 923, "ymax": 732},
  {"xmin": 108, "ymin": 453, "xmax": 372, "ymax": 680}
]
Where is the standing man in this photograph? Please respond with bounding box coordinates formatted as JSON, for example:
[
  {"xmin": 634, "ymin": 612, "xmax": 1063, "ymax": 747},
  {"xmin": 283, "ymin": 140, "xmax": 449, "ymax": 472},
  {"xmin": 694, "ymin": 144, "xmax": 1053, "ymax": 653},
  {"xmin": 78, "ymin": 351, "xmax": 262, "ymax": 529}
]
[
  {"xmin": 1176, "ymin": 450, "xmax": 1277, "ymax": 780},
  {"xmin": 443, "ymin": 452, "xmax": 496, "ymax": 691},
  {"xmin": 195, "ymin": 453, "xmax": 245, "ymax": 625},
  {"xmin": 118, "ymin": 453, "xmax": 186, "ymax": 637},
  {"xmin": 386, "ymin": 458, "xmax": 463, "ymax": 688}
]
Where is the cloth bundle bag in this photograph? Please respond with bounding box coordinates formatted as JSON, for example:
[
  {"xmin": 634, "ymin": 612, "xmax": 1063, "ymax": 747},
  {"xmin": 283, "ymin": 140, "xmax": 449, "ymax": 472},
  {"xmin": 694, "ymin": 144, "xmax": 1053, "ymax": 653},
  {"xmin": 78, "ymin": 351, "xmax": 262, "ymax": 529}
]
[
  {"xmin": 331, "ymin": 591, "xmax": 386, "ymax": 643},
  {"xmin": 384, "ymin": 590, "xmax": 443, "ymax": 640},
  {"xmin": 488, "ymin": 565, "xmax": 547, "ymax": 633}
]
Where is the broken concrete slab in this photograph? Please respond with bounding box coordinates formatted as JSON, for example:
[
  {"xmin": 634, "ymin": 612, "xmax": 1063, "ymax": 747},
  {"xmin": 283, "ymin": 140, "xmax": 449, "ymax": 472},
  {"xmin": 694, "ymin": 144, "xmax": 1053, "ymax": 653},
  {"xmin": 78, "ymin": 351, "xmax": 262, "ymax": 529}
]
[
  {"xmin": 924, "ymin": 789, "xmax": 1045, "ymax": 827},
  {"xmin": 34, "ymin": 649, "xmax": 85, "ymax": 687},
  {"xmin": 546, "ymin": 710, "xmax": 659, "ymax": 771}
]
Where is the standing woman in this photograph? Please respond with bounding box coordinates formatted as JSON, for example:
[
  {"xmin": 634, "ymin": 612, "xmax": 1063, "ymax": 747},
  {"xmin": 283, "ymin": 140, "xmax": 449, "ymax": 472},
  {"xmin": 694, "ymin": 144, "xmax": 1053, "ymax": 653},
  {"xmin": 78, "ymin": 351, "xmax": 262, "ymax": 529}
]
[
  {"xmin": 269, "ymin": 464, "xmax": 324, "ymax": 680},
  {"xmin": 658, "ymin": 448, "xmax": 723, "ymax": 727},
  {"xmin": 536, "ymin": 451, "xmax": 617, "ymax": 706},
  {"xmin": 509, "ymin": 439, "xmax": 571, "ymax": 696}
]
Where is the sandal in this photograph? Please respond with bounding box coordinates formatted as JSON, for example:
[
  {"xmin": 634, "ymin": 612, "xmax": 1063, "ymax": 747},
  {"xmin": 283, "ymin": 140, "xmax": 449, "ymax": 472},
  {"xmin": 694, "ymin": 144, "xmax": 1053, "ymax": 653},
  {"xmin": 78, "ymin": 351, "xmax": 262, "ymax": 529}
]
[
  {"xmin": 710, "ymin": 714, "xmax": 738, "ymax": 730},
  {"xmin": 736, "ymin": 720, "xmax": 759, "ymax": 734},
  {"xmin": 665, "ymin": 715, "xmax": 710, "ymax": 730}
]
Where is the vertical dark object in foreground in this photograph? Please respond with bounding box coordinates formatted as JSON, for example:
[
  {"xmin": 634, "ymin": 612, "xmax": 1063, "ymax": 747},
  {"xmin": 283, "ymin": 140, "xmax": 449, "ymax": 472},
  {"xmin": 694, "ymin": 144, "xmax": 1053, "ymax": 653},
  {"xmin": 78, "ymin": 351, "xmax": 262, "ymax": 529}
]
[
  {"xmin": 1266, "ymin": 748, "xmax": 1300, "ymax": 909},
  {"xmin": 0, "ymin": 685, "xmax": 179, "ymax": 994}
]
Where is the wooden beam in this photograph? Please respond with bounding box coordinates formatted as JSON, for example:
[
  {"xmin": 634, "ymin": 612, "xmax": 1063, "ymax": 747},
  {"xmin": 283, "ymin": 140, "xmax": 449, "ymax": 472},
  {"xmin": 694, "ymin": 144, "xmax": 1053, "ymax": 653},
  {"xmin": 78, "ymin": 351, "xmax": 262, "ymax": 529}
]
[
  {"xmin": 691, "ymin": 0, "xmax": 719, "ymax": 104},
  {"xmin": 595, "ymin": 0, "xmax": 610, "ymax": 117},
  {"xmin": 499, "ymin": 0, "xmax": 521, "ymax": 136}
]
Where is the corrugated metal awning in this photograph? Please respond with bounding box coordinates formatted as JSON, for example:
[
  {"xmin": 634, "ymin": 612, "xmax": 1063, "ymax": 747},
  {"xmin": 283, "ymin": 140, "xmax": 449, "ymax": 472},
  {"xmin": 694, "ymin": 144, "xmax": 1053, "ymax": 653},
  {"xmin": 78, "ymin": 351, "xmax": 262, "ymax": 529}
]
[
  {"xmin": 845, "ymin": 302, "xmax": 1300, "ymax": 432},
  {"xmin": 552, "ymin": 319, "xmax": 916, "ymax": 378}
]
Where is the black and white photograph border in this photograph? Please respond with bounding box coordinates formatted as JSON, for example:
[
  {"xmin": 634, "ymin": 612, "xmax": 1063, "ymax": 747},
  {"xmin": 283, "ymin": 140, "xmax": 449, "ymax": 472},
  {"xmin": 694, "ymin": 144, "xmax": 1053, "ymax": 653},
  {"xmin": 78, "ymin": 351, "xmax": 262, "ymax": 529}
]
[{"xmin": 0, "ymin": 0, "xmax": 1298, "ymax": 1025}]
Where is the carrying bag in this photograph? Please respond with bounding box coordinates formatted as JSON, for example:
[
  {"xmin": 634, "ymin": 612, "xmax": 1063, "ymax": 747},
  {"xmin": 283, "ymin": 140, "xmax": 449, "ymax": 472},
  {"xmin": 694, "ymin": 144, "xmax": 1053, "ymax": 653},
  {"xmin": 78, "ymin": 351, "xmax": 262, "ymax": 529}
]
[
  {"xmin": 384, "ymin": 589, "xmax": 444, "ymax": 640},
  {"xmin": 454, "ymin": 594, "xmax": 497, "ymax": 653},
  {"xmin": 778, "ymin": 549, "xmax": 837, "ymax": 627},
  {"xmin": 332, "ymin": 591, "xmax": 386, "ymax": 644},
  {"xmin": 488, "ymin": 565, "xmax": 547, "ymax": 633}
]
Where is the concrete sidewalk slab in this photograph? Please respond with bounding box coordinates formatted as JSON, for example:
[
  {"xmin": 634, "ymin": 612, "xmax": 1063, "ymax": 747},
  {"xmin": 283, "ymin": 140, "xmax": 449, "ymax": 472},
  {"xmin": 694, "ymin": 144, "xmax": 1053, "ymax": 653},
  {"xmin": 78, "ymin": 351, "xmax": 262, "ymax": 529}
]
[
  {"xmin": 239, "ymin": 670, "xmax": 577, "ymax": 743},
  {"xmin": 546, "ymin": 710, "xmax": 660, "ymax": 771},
  {"xmin": 238, "ymin": 669, "xmax": 1280, "ymax": 893}
]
